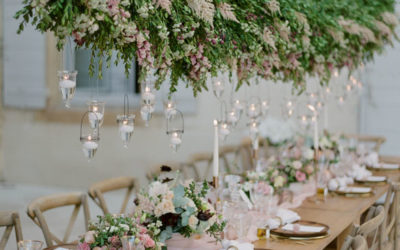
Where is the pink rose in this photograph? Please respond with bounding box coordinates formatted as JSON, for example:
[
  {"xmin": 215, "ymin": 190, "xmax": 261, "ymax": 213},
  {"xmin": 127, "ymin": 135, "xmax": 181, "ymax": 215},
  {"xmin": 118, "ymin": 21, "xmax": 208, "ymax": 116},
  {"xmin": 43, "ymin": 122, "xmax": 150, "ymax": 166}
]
[
  {"xmin": 255, "ymin": 182, "xmax": 273, "ymax": 195},
  {"xmin": 108, "ymin": 235, "xmax": 121, "ymax": 248},
  {"xmin": 295, "ymin": 171, "xmax": 306, "ymax": 182},
  {"xmin": 84, "ymin": 231, "xmax": 96, "ymax": 244},
  {"xmin": 78, "ymin": 242, "xmax": 90, "ymax": 250},
  {"xmin": 140, "ymin": 233, "xmax": 155, "ymax": 248}
]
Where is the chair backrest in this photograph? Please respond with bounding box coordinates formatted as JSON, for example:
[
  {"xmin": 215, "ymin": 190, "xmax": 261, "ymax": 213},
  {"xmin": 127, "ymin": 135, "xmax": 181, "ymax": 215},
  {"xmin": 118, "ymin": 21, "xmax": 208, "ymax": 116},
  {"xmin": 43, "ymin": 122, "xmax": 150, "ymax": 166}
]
[
  {"xmin": 219, "ymin": 145, "xmax": 242, "ymax": 174},
  {"xmin": 380, "ymin": 181, "xmax": 400, "ymax": 250},
  {"xmin": 340, "ymin": 235, "xmax": 368, "ymax": 250},
  {"xmin": 182, "ymin": 153, "xmax": 213, "ymax": 181},
  {"xmin": 146, "ymin": 163, "xmax": 184, "ymax": 182},
  {"xmin": 352, "ymin": 205, "xmax": 385, "ymax": 250},
  {"xmin": 0, "ymin": 211, "xmax": 23, "ymax": 249},
  {"xmin": 88, "ymin": 176, "xmax": 136, "ymax": 215},
  {"xmin": 346, "ymin": 134, "xmax": 386, "ymax": 152},
  {"xmin": 27, "ymin": 192, "xmax": 90, "ymax": 247}
]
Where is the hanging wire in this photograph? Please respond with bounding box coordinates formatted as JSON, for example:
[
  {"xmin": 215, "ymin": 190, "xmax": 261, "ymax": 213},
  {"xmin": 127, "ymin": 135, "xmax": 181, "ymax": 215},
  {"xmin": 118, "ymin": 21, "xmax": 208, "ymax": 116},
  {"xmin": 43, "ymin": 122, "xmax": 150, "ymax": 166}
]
[
  {"xmin": 68, "ymin": 36, "xmax": 74, "ymax": 71},
  {"xmin": 80, "ymin": 111, "xmax": 100, "ymax": 140}
]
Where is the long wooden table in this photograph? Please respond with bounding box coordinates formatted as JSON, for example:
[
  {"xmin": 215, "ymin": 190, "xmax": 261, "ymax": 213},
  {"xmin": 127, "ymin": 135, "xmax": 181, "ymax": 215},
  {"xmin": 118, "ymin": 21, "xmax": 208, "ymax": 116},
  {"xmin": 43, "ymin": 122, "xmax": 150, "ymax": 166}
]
[{"xmin": 254, "ymin": 171, "xmax": 400, "ymax": 250}]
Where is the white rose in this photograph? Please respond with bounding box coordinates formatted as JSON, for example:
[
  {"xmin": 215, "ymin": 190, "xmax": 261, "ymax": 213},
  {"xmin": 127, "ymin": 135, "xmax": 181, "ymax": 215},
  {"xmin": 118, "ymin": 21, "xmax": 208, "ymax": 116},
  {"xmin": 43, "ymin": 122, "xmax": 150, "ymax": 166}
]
[
  {"xmin": 303, "ymin": 148, "xmax": 314, "ymax": 160},
  {"xmin": 188, "ymin": 215, "xmax": 199, "ymax": 229},
  {"xmin": 120, "ymin": 224, "xmax": 130, "ymax": 231},
  {"xmin": 154, "ymin": 199, "xmax": 175, "ymax": 217},
  {"xmin": 292, "ymin": 161, "xmax": 302, "ymax": 170},
  {"xmin": 274, "ymin": 176, "xmax": 285, "ymax": 188}
]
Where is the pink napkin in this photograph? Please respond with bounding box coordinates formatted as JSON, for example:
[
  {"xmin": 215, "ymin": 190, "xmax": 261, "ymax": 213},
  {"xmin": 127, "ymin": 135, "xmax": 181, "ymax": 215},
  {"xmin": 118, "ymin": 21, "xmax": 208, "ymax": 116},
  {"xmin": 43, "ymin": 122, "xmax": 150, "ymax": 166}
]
[
  {"xmin": 279, "ymin": 180, "xmax": 316, "ymax": 209},
  {"xmin": 165, "ymin": 233, "xmax": 221, "ymax": 250}
]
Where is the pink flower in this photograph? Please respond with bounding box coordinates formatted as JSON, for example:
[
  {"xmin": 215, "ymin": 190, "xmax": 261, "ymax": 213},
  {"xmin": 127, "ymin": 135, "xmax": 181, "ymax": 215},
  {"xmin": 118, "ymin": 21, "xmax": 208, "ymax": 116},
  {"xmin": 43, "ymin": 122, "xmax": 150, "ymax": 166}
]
[
  {"xmin": 140, "ymin": 233, "xmax": 155, "ymax": 248},
  {"xmin": 84, "ymin": 230, "xmax": 96, "ymax": 244},
  {"xmin": 108, "ymin": 235, "xmax": 121, "ymax": 248},
  {"xmin": 255, "ymin": 182, "xmax": 273, "ymax": 195},
  {"xmin": 107, "ymin": 0, "xmax": 120, "ymax": 16},
  {"xmin": 295, "ymin": 171, "xmax": 306, "ymax": 182},
  {"xmin": 77, "ymin": 242, "xmax": 90, "ymax": 250}
]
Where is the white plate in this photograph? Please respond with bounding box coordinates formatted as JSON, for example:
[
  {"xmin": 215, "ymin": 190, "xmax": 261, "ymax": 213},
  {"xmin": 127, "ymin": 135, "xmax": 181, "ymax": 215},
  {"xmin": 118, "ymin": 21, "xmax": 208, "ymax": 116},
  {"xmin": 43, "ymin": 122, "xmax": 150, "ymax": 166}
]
[
  {"xmin": 356, "ymin": 176, "xmax": 386, "ymax": 182},
  {"xmin": 337, "ymin": 186, "xmax": 372, "ymax": 193},
  {"xmin": 372, "ymin": 163, "xmax": 399, "ymax": 170}
]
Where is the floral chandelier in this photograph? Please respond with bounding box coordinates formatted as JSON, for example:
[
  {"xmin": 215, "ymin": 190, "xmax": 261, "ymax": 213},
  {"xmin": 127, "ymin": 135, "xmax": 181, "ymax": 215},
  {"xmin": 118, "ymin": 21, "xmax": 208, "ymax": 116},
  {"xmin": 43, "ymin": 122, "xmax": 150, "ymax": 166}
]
[{"xmin": 16, "ymin": 0, "xmax": 398, "ymax": 96}]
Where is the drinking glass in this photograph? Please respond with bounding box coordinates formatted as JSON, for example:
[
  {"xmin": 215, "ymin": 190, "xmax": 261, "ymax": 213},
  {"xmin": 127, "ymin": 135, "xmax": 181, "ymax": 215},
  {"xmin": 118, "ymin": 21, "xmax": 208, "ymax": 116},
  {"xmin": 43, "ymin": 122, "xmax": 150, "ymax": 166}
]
[
  {"xmin": 121, "ymin": 236, "xmax": 136, "ymax": 250},
  {"xmin": 18, "ymin": 240, "xmax": 43, "ymax": 250}
]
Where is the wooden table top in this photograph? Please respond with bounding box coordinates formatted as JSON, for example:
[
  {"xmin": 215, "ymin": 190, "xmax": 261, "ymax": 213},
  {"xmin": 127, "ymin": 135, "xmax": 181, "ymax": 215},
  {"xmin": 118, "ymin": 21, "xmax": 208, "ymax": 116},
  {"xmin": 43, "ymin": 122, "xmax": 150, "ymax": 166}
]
[{"xmin": 254, "ymin": 180, "xmax": 391, "ymax": 250}]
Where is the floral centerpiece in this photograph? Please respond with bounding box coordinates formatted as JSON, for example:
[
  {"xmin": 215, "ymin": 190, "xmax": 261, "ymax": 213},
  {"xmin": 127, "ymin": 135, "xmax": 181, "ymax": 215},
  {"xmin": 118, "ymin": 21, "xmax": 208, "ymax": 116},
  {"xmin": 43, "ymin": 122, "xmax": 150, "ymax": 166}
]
[
  {"xmin": 318, "ymin": 131, "xmax": 343, "ymax": 164},
  {"xmin": 247, "ymin": 157, "xmax": 314, "ymax": 191},
  {"xmin": 15, "ymin": 0, "xmax": 398, "ymax": 95},
  {"xmin": 78, "ymin": 214, "xmax": 162, "ymax": 250},
  {"xmin": 134, "ymin": 180, "xmax": 225, "ymax": 244}
]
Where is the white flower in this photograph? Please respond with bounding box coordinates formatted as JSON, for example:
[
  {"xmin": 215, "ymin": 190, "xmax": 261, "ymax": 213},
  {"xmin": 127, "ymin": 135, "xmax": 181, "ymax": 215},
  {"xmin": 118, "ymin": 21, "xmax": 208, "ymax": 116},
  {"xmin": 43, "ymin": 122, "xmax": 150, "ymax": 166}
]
[
  {"xmin": 149, "ymin": 181, "xmax": 169, "ymax": 198},
  {"xmin": 188, "ymin": 215, "xmax": 199, "ymax": 229},
  {"xmin": 259, "ymin": 117, "xmax": 295, "ymax": 144},
  {"xmin": 242, "ymin": 182, "xmax": 253, "ymax": 192},
  {"xmin": 303, "ymin": 148, "xmax": 314, "ymax": 160},
  {"xmin": 292, "ymin": 161, "xmax": 302, "ymax": 170},
  {"xmin": 120, "ymin": 224, "xmax": 130, "ymax": 231},
  {"xmin": 154, "ymin": 199, "xmax": 175, "ymax": 217},
  {"xmin": 110, "ymin": 226, "xmax": 118, "ymax": 232},
  {"xmin": 274, "ymin": 176, "xmax": 285, "ymax": 188}
]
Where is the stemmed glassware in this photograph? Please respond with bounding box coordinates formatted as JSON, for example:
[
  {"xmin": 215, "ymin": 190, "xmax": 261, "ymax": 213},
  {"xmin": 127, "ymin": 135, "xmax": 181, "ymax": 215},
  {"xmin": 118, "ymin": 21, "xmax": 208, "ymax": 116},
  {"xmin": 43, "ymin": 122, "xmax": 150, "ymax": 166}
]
[
  {"xmin": 116, "ymin": 95, "xmax": 135, "ymax": 148},
  {"xmin": 121, "ymin": 236, "xmax": 137, "ymax": 250}
]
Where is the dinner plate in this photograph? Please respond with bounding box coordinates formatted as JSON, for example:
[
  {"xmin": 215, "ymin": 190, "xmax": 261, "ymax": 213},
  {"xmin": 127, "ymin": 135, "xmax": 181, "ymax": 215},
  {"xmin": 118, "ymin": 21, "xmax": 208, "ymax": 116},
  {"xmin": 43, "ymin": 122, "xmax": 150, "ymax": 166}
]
[
  {"xmin": 270, "ymin": 220, "xmax": 329, "ymax": 238},
  {"xmin": 367, "ymin": 163, "xmax": 399, "ymax": 171},
  {"xmin": 355, "ymin": 176, "xmax": 387, "ymax": 184},
  {"xmin": 334, "ymin": 186, "xmax": 373, "ymax": 197}
]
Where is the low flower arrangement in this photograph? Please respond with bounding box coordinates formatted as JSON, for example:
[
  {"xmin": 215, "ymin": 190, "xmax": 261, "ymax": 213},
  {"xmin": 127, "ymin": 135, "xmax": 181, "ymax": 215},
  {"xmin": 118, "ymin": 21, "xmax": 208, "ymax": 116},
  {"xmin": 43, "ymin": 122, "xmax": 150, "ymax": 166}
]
[
  {"xmin": 134, "ymin": 180, "xmax": 225, "ymax": 243},
  {"xmin": 318, "ymin": 131, "xmax": 343, "ymax": 164},
  {"xmin": 78, "ymin": 214, "xmax": 162, "ymax": 250},
  {"xmin": 247, "ymin": 157, "xmax": 314, "ymax": 191}
]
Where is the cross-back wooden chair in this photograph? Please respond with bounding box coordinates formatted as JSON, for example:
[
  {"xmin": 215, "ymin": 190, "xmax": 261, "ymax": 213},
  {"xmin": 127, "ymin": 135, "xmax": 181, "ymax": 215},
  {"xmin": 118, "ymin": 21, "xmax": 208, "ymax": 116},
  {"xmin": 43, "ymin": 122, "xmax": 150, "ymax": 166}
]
[
  {"xmin": 340, "ymin": 235, "xmax": 368, "ymax": 250},
  {"xmin": 146, "ymin": 163, "xmax": 184, "ymax": 182},
  {"xmin": 219, "ymin": 145, "xmax": 241, "ymax": 174},
  {"xmin": 350, "ymin": 205, "xmax": 385, "ymax": 250},
  {"xmin": 346, "ymin": 134, "xmax": 386, "ymax": 152},
  {"xmin": 239, "ymin": 137, "xmax": 266, "ymax": 171},
  {"xmin": 27, "ymin": 192, "xmax": 90, "ymax": 247},
  {"xmin": 0, "ymin": 211, "xmax": 23, "ymax": 249},
  {"xmin": 182, "ymin": 153, "xmax": 213, "ymax": 181},
  {"xmin": 379, "ymin": 181, "xmax": 400, "ymax": 250},
  {"xmin": 88, "ymin": 176, "xmax": 136, "ymax": 215}
]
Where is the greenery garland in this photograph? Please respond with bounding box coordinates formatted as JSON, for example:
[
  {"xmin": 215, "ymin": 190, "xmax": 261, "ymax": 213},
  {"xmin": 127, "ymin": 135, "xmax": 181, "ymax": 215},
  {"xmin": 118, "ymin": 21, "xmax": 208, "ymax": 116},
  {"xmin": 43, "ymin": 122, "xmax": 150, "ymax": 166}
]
[{"xmin": 15, "ymin": 0, "xmax": 398, "ymax": 95}]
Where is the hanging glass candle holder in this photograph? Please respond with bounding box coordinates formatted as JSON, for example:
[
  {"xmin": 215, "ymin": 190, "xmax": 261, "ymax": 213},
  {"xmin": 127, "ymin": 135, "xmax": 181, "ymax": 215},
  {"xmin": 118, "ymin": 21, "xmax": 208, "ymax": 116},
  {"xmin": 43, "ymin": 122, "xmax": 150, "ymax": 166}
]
[
  {"xmin": 141, "ymin": 81, "xmax": 156, "ymax": 127},
  {"xmin": 212, "ymin": 76, "xmax": 225, "ymax": 100},
  {"xmin": 57, "ymin": 70, "xmax": 77, "ymax": 108},
  {"xmin": 166, "ymin": 109, "xmax": 184, "ymax": 152},
  {"xmin": 281, "ymin": 98, "xmax": 295, "ymax": 119},
  {"xmin": 232, "ymin": 99, "xmax": 244, "ymax": 119},
  {"xmin": 261, "ymin": 99, "xmax": 270, "ymax": 117},
  {"xmin": 227, "ymin": 109, "xmax": 239, "ymax": 128},
  {"xmin": 116, "ymin": 95, "xmax": 135, "ymax": 148},
  {"xmin": 88, "ymin": 100, "xmax": 105, "ymax": 129},
  {"xmin": 248, "ymin": 119, "xmax": 260, "ymax": 150},
  {"xmin": 218, "ymin": 101, "xmax": 231, "ymax": 141},
  {"xmin": 80, "ymin": 111, "xmax": 100, "ymax": 161},
  {"xmin": 164, "ymin": 97, "xmax": 177, "ymax": 120},
  {"xmin": 336, "ymin": 95, "xmax": 346, "ymax": 106},
  {"xmin": 246, "ymin": 96, "xmax": 261, "ymax": 120}
]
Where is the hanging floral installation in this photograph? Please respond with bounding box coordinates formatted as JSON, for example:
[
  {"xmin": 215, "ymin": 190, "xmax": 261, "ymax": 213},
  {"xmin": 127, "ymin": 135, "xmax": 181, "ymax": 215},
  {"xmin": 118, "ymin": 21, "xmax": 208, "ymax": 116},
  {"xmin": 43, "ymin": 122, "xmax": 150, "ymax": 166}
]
[{"xmin": 15, "ymin": 0, "xmax": 398, "ymax": 95}]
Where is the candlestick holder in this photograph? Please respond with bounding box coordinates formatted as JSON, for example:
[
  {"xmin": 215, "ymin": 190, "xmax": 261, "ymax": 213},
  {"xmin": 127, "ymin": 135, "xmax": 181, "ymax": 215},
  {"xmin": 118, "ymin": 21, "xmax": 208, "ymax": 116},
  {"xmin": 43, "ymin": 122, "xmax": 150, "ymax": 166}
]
[{"xmin": 213, "ymin": 176, "xmax": 219, "ymax": 189}]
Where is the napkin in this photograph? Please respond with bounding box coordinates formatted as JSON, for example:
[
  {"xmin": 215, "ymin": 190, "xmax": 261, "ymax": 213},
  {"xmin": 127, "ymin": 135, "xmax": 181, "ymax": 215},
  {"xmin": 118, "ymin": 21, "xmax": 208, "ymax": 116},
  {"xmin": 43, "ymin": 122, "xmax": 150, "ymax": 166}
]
[
  {"xmin": 276, "ymin": 208, "xmax": 301, "ymax": 225},
  {"xmin": 282, "ymin": 223, "xmax": 324, "ymax": 233},
  {"xmin": 362, "ymin": 152, "xmax": 379, "ymax": 166},
  {"xmin": 55, "ymin": 248, "xmax": 69, "ymax": 250},
  {"xmin": 328, "ymin": 176, "xmax": 354, "ymax": 191},
  {"xmin": 359, "ymin": 176, "xmax": 386, "ymax": 182},
  {"xmin": 221, "ymin": 240, "xmax": 254, "ymax": 250},
  {"xmin": 338, "ymin": 186, "xmax": 371, "ymax": 193},
  {"xmin": 348, "ymin": 164, "xmax": 371, "ymax": 180},
  {"xmin": 376, "ymin": 163, "xmax": 399, "ymax": 170}
]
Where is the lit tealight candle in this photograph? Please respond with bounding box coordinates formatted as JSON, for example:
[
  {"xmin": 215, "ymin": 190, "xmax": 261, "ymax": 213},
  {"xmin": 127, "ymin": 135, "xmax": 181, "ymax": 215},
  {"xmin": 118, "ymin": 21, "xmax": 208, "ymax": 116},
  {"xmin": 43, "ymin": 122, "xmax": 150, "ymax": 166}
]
[
  {"xmin": 170, "ymin": 132, "xmax": 182, "ymax": 145},
  {"xmin": 59, "ymin": 77, "xmax": 76, "ymax": 89}
]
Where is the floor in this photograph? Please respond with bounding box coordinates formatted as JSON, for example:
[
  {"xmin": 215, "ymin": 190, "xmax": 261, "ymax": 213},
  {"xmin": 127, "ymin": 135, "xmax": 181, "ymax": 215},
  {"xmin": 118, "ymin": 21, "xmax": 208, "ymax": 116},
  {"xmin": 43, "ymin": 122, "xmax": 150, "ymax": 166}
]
[{"xmin": 0, "ymin": 182, "xmax": 135, "ymax": 250}]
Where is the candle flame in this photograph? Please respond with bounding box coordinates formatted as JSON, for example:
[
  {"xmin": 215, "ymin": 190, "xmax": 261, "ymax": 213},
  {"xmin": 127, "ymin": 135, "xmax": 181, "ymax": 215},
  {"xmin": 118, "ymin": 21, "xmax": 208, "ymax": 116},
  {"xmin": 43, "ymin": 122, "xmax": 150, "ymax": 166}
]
[
  {"xmin": 63, "ymin": 75, "xmax": 68, "ymax": 80},
  {"xmin": 307, "ymin": 104, "xmax": 316, "ymax": 112},
  {"xmin": 93, "ymin": 106, "xmax": 98, "ymax": 112},
  {"xmin": 88, "ymin": 135, "xmax": 92, "ymax": 140},
  {"xmin": 213, "ymin": 120, "xmax": 218, "ymax": 126}
]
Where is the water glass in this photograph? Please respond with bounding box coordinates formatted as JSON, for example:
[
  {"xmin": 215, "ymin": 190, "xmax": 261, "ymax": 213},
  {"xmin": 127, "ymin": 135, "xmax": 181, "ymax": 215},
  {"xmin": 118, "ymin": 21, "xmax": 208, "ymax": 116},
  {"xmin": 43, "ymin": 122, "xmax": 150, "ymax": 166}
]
[{"xmin": 18, "ymin": 240, "xmax": 43, "ymax": 250}]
